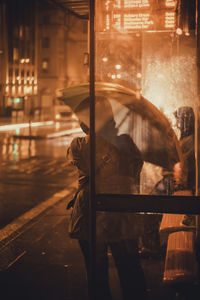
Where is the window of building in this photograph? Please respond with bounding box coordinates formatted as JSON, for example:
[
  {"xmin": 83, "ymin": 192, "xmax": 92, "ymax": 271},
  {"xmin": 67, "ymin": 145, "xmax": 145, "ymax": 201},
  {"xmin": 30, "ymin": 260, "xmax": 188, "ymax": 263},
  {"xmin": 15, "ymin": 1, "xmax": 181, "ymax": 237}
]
[
  {"xmin": 42, "ymin": 37, "xmax": 50, "ymax": 48},
  {"xmin": 19, "ymin": 26, "xmax": 24, "ymax": 39},
  {"xmin": 13, "ymin": 48, "xmax": 19, "ymax": 62},
  {"xmin": 42, "ymin": 58, "xmax": 49, "ymax": 72}
]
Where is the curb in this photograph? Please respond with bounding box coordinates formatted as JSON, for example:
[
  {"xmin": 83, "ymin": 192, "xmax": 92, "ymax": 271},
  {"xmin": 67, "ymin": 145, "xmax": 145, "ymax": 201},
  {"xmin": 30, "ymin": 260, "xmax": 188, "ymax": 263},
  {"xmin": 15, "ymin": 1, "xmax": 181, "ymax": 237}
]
[{"xmin": 0, "ymin": 187, "xmax": 75, "ymax": 250}]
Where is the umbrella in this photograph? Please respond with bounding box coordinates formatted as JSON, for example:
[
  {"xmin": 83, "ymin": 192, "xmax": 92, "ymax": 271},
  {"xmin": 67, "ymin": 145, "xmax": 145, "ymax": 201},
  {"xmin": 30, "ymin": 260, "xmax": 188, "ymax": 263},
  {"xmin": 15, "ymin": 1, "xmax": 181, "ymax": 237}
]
[{"xmin": 58, "ymin": 82, "xmax": 182, "ymax": 170}]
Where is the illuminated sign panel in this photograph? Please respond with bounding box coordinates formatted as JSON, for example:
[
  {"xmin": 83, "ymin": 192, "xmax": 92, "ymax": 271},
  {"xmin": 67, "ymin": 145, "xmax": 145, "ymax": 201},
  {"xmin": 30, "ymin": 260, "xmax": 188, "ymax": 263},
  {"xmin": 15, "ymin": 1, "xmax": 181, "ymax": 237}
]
[
  {"xmin": 102, "ymin": 0, "xmax": 177, "ymax": 32},
  {"xmin": 124, "ymin": 13, "xmax": 154, "ymax": 30},
  {"xmin": 124, "ymin": 0, "xmax": 150, "ymax": 8}
]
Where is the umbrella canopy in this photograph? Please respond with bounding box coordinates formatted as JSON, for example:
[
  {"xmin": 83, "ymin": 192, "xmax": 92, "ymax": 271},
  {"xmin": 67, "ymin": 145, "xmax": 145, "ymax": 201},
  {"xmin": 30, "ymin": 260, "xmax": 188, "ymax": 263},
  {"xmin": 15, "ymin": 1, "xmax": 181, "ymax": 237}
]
[{"xmin": 58, "ymin": 82, "xmax": 182, "ymax": 170}]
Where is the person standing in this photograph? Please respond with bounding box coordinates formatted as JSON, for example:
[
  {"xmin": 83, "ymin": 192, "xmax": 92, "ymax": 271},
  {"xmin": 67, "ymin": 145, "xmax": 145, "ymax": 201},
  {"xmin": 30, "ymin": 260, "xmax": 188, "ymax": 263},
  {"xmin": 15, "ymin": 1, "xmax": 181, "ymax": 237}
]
[{"xmin": 66, "ymin": 96, "xmax": 148, "ymax": 300}]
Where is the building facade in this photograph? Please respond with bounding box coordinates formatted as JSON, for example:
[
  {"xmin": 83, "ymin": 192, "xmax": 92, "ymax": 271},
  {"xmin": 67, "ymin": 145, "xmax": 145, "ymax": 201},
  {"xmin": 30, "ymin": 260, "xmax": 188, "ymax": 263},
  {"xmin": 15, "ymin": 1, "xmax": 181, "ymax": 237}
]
[
  {"xmin": 37, "ymin": 2, "xmax": 88, "ymax": 120},
  {"xmin": 0, "ymin": 0, "xmax": 88, "ymax": 121},
  {"xmin": 0, "ymin": 0, "xmax": 37, "ymax": 120}
]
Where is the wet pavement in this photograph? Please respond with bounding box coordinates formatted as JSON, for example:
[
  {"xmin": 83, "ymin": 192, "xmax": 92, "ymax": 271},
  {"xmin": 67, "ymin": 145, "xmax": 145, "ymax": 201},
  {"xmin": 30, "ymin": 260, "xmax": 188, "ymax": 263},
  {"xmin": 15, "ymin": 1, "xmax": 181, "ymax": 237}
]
[
  {"xmin": 0, "ymin": 117, "xmax": 200, "ymax": 299},
  {"xmin": 0, "ymin": 192, "xmax": 197, "ymax": 300},
  {"xmin": 0, "ymin": 118, "xmax": 84, "ymax": 228}
]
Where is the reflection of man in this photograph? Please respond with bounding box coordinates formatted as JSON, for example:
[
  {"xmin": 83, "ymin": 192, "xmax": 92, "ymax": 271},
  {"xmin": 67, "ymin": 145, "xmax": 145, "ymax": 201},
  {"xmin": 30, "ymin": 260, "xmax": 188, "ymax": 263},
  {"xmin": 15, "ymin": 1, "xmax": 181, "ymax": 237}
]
[
  {"xmin": 66, "ymin": 96, "xmax": 148, "ymax": 300},
  {"xmin": 173, "ymin": 106, "xmax": 195, "ymax": 225}
]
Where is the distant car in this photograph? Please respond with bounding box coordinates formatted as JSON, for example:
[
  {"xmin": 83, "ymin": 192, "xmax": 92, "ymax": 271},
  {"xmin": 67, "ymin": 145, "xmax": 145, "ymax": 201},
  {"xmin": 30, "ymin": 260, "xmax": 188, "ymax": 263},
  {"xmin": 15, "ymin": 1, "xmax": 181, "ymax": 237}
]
[{"xmin": 54, "ymin": 101, "xmax": 78, "ymax": 121}]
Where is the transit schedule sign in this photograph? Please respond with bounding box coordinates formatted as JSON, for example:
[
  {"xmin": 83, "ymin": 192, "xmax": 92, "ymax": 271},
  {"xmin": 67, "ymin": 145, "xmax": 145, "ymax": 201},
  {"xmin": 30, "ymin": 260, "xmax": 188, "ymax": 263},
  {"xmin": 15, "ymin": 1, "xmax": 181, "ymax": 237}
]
[{"xmin": 101, "ymin": 0, "xmax": 177, "ymax": 32}]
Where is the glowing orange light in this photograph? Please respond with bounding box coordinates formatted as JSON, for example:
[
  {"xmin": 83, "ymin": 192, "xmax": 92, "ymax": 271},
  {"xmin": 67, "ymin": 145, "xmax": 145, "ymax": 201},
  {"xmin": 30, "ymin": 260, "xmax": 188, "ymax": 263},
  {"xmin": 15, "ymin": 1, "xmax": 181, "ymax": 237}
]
[
  {"xmin": 114, "ymin": 0, "xmax": 120, "ymax": 8},
  {"xmin": 102, "ymin": 57, "xmax": 108, "ymax": 62},
  {"xmin": 137, "ymin": 73, "xmax": 142, "ymax": 78},
  {"xmin": 0, "ymin": 121, "xmax": 54, "ymax": 132},
  {"xmin": 165, "ymin": 12, "xmax": 175, "ymax": 29},
  {"xmin": 124, "ymin": 13, "xmax": 153, "ymax": 30},
  {"xmin": 34, "ymin": 86, "xmax": 38, "ymax": 94},
  {"xmin": 165, "ymin": 0, "xmax": 176, "ymax": 7},
  {"xmin": 176, "ymin": 28, "xmax": 183, "ymax": 35},
  {"xmin": 115, "ymin": 64, "xmax": 121, "ymax": 70},
  {"xmin": 106, "ymin": 14, "xmax": 110, "ymax": 30},
  {"xmin": 113, "ymin": 14, "xmax": 121, "ymax": 30},
  {"xmin": 12, "ymin": 86, "xmax": 15, "ymax": 94},
  {"xmin": 124, "ymin": 0, "xmax": 150, "ymax": 8}
]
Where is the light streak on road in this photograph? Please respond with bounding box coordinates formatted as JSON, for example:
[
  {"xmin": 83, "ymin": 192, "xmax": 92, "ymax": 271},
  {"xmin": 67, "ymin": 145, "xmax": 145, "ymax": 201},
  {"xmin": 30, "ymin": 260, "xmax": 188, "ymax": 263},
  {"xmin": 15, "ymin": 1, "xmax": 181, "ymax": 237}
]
[{"xmin": 0, "ymin": 121, "xmax": 54, "ymax": 132}]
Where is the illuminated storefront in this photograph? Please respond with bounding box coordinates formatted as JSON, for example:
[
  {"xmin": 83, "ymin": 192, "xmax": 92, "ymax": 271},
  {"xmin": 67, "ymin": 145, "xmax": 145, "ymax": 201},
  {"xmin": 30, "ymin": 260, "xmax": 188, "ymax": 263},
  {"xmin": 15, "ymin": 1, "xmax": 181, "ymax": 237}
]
[{"xmin": 0, "ymin": 0, "xmax": 38, "ymax": 118}]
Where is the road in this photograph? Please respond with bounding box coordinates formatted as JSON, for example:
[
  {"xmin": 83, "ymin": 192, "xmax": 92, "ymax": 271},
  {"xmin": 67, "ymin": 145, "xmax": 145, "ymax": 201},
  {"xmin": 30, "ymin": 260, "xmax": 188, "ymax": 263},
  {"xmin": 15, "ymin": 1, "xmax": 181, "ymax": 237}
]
[{"xmin": 0, "ymin": 120, "xmax": 82, "ymax": 229}]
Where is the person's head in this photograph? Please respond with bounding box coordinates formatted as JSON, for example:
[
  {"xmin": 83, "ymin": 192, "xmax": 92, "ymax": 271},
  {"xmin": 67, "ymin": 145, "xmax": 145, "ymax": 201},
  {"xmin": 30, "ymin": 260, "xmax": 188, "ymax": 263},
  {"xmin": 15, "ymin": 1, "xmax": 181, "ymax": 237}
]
[
  {"xmin": 75, "ymin": 96, "xmax": 117, "ymax": 136},
  {"xmin": 173, "ymin": 106, "xmax": 195, "ymax": 139}
]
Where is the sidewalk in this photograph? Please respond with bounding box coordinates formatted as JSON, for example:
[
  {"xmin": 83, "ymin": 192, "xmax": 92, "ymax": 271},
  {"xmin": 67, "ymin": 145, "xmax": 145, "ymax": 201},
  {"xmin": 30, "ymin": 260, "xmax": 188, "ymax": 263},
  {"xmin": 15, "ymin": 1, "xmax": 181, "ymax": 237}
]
[
  {"xmin": 0, "ymin": 186, "xmax": 89, "ymax": 300},
  {"xmin": 0, "ymin": 184, "xmax": 198, "ymax": 299},
  {"xmin": 0, "ymin": 185, "xmax": 124, "ymax": 300}
]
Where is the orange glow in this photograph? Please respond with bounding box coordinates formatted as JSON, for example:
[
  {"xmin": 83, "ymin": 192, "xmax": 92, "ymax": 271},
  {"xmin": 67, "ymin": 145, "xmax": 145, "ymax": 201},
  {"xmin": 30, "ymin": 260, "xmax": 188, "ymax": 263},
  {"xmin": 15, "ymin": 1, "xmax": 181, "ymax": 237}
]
[
  {"xmin": 165, "ymin": 11, "xmax": 175, "ymax": 29},
  {"xmin": 124, "ymin": 0, "xmax": 150, "ymax": 8},
  {"xmin": 103, "ymin": 0, "xmax": 177, "ymax": 32},
  {"xmin": 114, "ymin": 0, "xmax": 121, "ymax": 8},
  {"xmin": 106, "ymin": 14, "xmax": 110, "ymax": 29},
  {"xmin": 12, "ymin": 86, "xmax": 16, "ymax": 95},
  {"xmin": 176, "ymin": 28, "xmax": 183, "ymax": 35},
  {"xmin": 124, "ymin": 13, "xmax": 153, "ymax": 30},
  {"xmin": 18, "ymin": 86, "xmax": 22, "ymax": 94},
  {"xmin": 113, "ymin": 14, "xmax": 121, "ymax": 30},
  {"xmin": 115, "ymin": 64, "xmax": 121, "ymax": 69},
  {"xmin": 165, "ymin": 0, "xmax": 176, "ymax": 7},
  {"xmin": 102, "ymin": 57, "xmax": 108, "ymax": 62},
  {"xmin": 34, "ymin": 86, "xmax": 38, "ymax": 94},
  {"xmin": 55, "ymin": 114, "xmax": 61, "ymax": 120},
  {"xmin": 0, "ymin": 121, "xmax": 54, "ymax": 132}
]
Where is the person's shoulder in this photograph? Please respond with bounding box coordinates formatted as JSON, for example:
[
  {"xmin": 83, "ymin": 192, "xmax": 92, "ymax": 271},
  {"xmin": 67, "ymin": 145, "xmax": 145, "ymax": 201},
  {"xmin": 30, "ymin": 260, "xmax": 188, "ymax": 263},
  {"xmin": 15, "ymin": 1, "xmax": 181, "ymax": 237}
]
[
  {"xmin": 117, "ymin": 134, "xmax": 137, "ymax": 148},
  {"xmin": 70, "ymin": 136, "xmax": 87, "ymax": 149},
  {"xmin": 117, "ymin": 134, "xmax": 133, "ymax": 142}
]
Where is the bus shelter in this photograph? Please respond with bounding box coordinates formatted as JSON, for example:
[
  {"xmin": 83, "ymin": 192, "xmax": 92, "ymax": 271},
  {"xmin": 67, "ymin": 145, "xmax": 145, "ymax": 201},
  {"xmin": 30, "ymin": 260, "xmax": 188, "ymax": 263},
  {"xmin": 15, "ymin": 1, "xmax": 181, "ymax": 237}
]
[{"xmin": 61, "ymin": 0, "xmax": 200, "ymax": 299}]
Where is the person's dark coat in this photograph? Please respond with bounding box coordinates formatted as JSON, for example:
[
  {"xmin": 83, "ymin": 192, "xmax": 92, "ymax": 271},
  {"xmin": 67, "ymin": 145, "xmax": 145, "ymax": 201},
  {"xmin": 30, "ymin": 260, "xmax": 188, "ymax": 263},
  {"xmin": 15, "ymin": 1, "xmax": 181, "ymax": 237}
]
[{"xmin": 66, "ymin": 133, "xmax": 144, "ymax": 242}]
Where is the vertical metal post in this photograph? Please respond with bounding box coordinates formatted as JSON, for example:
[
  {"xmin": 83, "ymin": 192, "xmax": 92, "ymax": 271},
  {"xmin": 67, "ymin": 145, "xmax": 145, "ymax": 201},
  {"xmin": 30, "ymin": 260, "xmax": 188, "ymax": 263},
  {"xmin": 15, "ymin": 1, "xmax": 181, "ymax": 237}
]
[
  {"xmin": 89, "ymin": 0, "xmax": 96, "ymax": 299},
  {"xmin": 196, "ymin": 0, "xmax": 200, "ymax": 238}
]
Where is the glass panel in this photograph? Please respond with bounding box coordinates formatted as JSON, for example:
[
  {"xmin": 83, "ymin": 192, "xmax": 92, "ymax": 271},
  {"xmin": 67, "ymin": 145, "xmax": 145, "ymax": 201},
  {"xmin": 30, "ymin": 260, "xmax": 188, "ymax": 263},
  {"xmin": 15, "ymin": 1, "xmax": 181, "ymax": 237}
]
[
  {"xmin": 95, "ymin": 0, "xmax": 198, "ymax": 198},
  {"xmin": 93, "ymin": 1, "xmax": 200, "ymax": 299}
]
